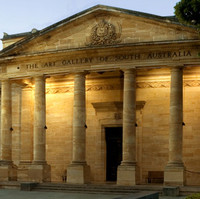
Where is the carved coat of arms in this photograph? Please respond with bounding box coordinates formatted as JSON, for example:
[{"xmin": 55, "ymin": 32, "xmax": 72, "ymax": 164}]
[{"xmin": 88, "ymin": 20, "xmax": 121, "ymax": 46}]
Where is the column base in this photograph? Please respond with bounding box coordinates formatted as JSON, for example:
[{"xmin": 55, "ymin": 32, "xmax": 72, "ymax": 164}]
[
  {"xmin": 0, "ymin": 161, "xmax": 17, "ymax": 181},
  {"xmin": 28, "ymin": 162, "xmax": 51, "ymax": 182},
  {"xmin": 164, "ymin": 163, "xmax": 185, "ymax": 186},
  {"xmin": 117, "ymin": 164, "xmax": 136, "ymax": 186},
  {"xmin": 17, "ymin": 161, "xmax": 32, "ymax": 182},
  {"xmin": 67, "ymin": 163, "xmax": 90, "ymax": 184}
]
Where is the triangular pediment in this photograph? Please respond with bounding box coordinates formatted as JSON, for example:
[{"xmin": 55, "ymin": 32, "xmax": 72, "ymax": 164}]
[{"xmin": 0, "ymin": 5, "xmax": 199, "ymax": 57}]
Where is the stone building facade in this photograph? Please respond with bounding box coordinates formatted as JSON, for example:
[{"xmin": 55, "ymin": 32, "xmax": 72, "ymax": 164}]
[{"xmin": 0, "ymin": 5, "xmax": 200, "ymax": 186}]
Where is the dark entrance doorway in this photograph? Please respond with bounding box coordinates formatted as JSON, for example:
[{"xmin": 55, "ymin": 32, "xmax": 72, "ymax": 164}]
[{"xmin": 105, "ymin": 127, "xmax": 122, "ymax": 181}]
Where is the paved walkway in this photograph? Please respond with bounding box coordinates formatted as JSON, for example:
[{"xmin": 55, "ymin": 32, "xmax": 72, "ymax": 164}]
[
  {"xmin": 0, "ymin": 189, "xmax": 122, "ymax": 199},
  {"xmin": 0, "ymin": 189, "xmax": 187, "ymax": 199}
]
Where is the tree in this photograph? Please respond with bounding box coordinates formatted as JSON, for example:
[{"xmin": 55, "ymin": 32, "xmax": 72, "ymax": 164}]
[{"xmin": 174, "ymin": 0, "xmax": 200, "ymax": 28}]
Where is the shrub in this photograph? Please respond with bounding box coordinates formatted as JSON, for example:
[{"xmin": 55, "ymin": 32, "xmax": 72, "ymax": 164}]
[{"xmin": 185, "ymin": 193, "xmax": 200, "ymax": 199}]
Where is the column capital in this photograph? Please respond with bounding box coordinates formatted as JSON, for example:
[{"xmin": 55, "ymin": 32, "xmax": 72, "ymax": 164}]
[
  {"xmin": 33, "ymin": 75, "xmax": 46, "ymax": 80},
  {"xmin": 170, "ymin": 67, "xmax": 183, "ymax": 87},
  {"xmin": 123, "ymin": 68, "xmax": 136, "ymax": 73},
  {"xmin": 170, "ymin": 65, "xmax": 184, "ymax": 70},
  {"xmin": 73, "ymin": 71, "xmax": 89, "ymax": 77},
  {"xmin": 120, "ymin": 67, "xmax": 136, "ymax": 73},
  {"xmin": 0, "ymin": 78, "xmax": 10, "ymax": 83}
]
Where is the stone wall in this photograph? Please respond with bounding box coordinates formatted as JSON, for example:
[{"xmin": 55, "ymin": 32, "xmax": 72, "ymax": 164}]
[
  {"xmin": 137, "ymin": 87, "xmax": 170, "ymax": 183},
  {"xmin": 183, "ymin": 86, "xmax": 200, "ymax": 185}
]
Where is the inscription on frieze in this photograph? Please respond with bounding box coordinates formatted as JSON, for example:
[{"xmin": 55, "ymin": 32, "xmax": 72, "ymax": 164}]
[
  {"xmin": 24, "ymin": 50, "xmax": 192, "ymax": 71},
  {"xmin": 26, "ymin": 62, "xmax": 56, "ymax": 70}
]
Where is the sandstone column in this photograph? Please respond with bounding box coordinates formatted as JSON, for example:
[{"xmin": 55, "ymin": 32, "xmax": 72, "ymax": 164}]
[
  {"xmin": 18, "ymin": 85, "xmax": 34, "ymax": 181},
  {"xmin": 29, "ymin": 76, "xmax": 51, "ymax": 182},
  {"xmin": 164, "ymin": 67, "xmax": 185, "ymax": 186},
  {"xmin": 33, "ymin": 76, "xmax": 46, "ymax": 163},
  {"xmin": 67, "ymin": 72, "xmax": 90, "ymax": 184},
  {"xmin": 0, "ymin": 79, "xmax": 17, "ymax": 181},
  {"xmin": 117, "ymin": 69, "xmax": 137, "ymax": 186}
]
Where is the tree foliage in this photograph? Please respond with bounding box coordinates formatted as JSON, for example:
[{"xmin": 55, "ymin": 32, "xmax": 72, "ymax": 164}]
[
  {"xmin": 185, "ymin": 193, "xmax": 200, "ymax": 199},
  {"xmin": 174, "ymin": 0, "xmax": 200, "ymax": 28}
]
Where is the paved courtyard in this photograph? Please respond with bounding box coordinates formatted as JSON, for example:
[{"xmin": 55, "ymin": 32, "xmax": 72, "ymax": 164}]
[
  {"xmin": 0, "ymin": 189, "xmax": 122, "ymax": 199},
  {"xmin": 0, "ymin": 189, "xmax": 187, "ymax": 199}
]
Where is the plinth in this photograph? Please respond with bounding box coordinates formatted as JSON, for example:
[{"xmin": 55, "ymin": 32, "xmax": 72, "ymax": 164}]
[
  {"xmin": 117, "ymin": 164, "xmax": 136, "ymax": 186},
  {"xmin": 28, "ymin": 162, "xmax": 51, "ymax": 182},
  {"xmin": 67, "ymin": 162, "xmax": 90, "ymax": 184},
  {"xmin": 17, "ymin": 161, "xmax": 32, "ymax": 182},
  {"xmin": 0, "ymin": 161, "xmax": 17, "ymax": 181},
  {"xmin": 164, "ymin": 163, "xmax": 185, "ymax": 186}
]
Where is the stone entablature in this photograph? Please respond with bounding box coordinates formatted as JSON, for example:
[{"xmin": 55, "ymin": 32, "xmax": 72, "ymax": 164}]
[{"xmin": 0, "ymin": 44, "xmax": 199, "ymax": 80}]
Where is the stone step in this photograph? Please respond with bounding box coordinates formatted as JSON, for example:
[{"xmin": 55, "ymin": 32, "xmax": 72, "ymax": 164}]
[
  {"xmin": 180, "ymin": 186, "xmax": 200, "ymax": 196},
  {"xmin": 1, "ymin": 181, "xmax": 200, "ymax": 196},
  {"xmin": 32, "ymin": 183, "xmax": 163, "ymax": 194},
  {"xmin": 0, "ymin": 181, "xmax": 20, "ymax": 189},
  {"xmin": 33, "ymin": 183, "xmax": 200, "ymax": 196},
  {"xmin": 33, "ymin": 187, "xmax": 136, "ymax": 194}
]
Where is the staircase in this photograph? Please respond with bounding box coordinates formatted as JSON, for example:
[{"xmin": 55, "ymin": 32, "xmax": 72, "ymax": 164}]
[
  {"xmin": 31, "ymin": 183, "xmax": 163, "ymax": 195},
  {"xmin": 0, "ymin": 181, "xmax": 20, "ymax": 189},
  {"xmin": 180, "ymin": 186, "xmax": 200, "ymax": 196},
  {"xmin": 1, "ymin": 181, "xmax": 200, "ymax": 196}
]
